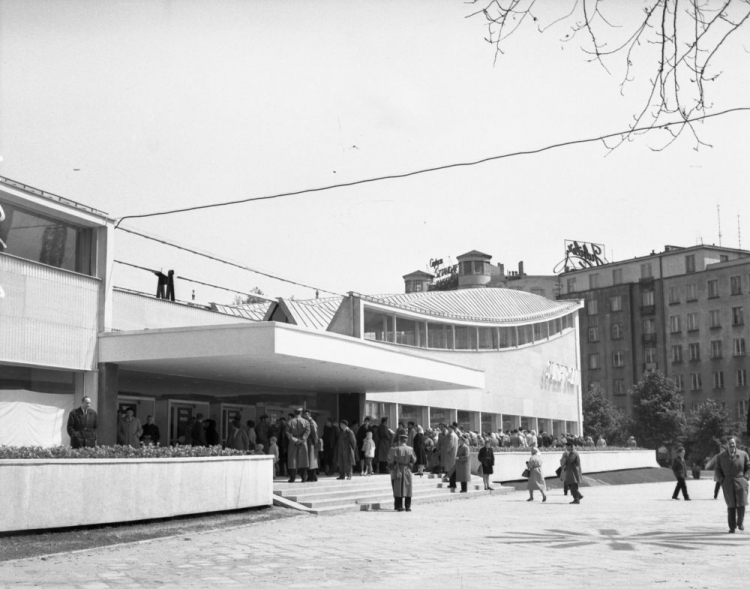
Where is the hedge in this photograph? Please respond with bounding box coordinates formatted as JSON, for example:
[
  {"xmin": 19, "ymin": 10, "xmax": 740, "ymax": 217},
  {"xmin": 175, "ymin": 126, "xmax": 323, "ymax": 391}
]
[{"xmin": 0, "ymin": 445, "xmax": 248, "ymax": 460}]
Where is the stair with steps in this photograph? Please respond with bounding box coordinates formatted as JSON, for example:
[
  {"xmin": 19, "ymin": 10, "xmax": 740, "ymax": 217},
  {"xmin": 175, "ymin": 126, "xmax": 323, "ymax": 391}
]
[{"xmin": 273, "ymin": 473, "xmax": 514, "ymax": 515}]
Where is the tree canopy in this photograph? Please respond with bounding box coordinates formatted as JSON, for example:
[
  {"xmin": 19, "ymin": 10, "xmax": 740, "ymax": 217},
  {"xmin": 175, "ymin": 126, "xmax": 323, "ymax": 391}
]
[
  {"xmin": 686, "ymin": 398, "xmax": 738, "ymax": 460},
  {"xmin": 582, "ymin": 383, "xmax": 630, "ymax": 445},
  {"xmin": 630, "ymin": 371, "xmax": 686, "ymax": 449}
]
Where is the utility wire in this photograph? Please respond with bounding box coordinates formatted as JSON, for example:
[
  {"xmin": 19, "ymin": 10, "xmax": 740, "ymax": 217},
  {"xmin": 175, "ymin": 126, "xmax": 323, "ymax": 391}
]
[
  {"xmin": 115, "ymin": 225, "xmax": 343, "ymax": 297},
  {"xmin": 114, "ymin": 259, "xmax": 279, "ymax": 302},
  {"xmin": 115, "ymin": 107, "xmax": 750, "ymax": 225}
]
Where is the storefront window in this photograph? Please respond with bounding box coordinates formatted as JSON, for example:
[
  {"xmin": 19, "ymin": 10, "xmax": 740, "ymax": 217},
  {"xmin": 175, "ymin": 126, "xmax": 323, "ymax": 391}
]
[
  {"xmin": 454, "ymin": 326, "xmax": 476, "ymax": 350},
  {"xmin": 457, "ymin": 410, "xmax": 472, "ymax": 431},
  {"xmin": 478, "ymin": 327, "xmax": 494, "ymax": 349},
  {"xmin": 430, "ymin": 406, "xmax": 451, "ymax": 428},
  {"xmin": 498, "ymin": 326, "xmax": 516, "ymax": 348},
  {"xmin": 427, "ymin": 323, "xmax": 451, "ymax": 349},
  {"xmin": 0, "ymin": 365, "xmax": 76, "ymax": 394},
  {"xmin": 517, "ymin": 324, "xmax": 534, "ymax": 346},
  {"xmin": 395, "ymin": 316, "xmax": 418, "ymax": 346},
  {"xmin": 0, "ymin": 199, "xmax": 93, "ymax": 275}
]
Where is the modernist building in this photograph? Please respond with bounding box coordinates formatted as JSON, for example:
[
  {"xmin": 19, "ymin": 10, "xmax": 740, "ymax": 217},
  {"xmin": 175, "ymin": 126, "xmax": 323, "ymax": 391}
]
[
  {"xmin": 0, "ymin": 177, "xmax": 584, "ymax": 448},
  {"xmin": 404, "ymin": 245, "xmax": 750, "ymax": 426}
]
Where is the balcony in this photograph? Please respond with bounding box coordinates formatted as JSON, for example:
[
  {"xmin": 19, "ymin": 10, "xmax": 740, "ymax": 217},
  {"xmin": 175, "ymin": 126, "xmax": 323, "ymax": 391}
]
[
  {"xmin": 642, "ymin": 333, "xmax": 657, "ymax": 344},
  {"xmin": 640, "ymin": 305, "xmax": 656, "ymax": 315}
]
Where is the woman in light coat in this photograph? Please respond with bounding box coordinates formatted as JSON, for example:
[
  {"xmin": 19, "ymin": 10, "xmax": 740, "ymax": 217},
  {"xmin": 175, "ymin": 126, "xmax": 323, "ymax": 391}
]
[{"xmin": 526, "ymin": 446, "xmax": 547, "ymax": 502}]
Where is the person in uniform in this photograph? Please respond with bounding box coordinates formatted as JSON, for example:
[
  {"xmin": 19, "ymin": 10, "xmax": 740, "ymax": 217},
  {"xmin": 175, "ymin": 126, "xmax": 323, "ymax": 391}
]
[
  {"xmin": 286, "ymin": 408, "xmax": 311, "ymax": 483},
  {"xmin": 715, "ymin": 436, "xmax": 750, "ymax": 533},
  {"xmin": 388, "ymin": 434, "xmax": 416, "ymax": 511}
]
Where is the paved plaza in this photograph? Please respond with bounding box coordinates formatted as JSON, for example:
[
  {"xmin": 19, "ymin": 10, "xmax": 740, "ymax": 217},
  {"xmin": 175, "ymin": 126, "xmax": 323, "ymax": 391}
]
[{"xmin": 1, "ymin": 478, "xmax": 748, "ymax": 588}]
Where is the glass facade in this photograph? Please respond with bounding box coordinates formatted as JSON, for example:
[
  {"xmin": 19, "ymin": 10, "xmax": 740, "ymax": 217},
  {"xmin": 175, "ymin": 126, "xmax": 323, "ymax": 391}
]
[{"xmin": 0, "ymin": 199, "xmax": 93, "ymax": 275}]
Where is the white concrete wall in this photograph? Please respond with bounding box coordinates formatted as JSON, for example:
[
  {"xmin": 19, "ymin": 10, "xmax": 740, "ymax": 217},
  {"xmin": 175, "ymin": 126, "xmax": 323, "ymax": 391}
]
[
  {"xmin": 470, "ymin": 449, "xmax": 659, "ymax": 481},
  {"xmin": 367, "ymin": 328, "xmax": 580, "ymax": 424},
  {"xmin": 0, "ymin": 455, "xmax": 273, "ymax": 532}
]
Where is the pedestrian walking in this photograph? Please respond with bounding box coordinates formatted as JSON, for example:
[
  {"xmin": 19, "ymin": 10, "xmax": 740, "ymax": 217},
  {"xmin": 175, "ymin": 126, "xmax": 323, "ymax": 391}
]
[
  {"xmin": 478, "ymin": 438, "xmax": 494, "ymax": 490},
  {"xmin": 671, "ymin": 447, "xmax": 690, "ymax": 500},
  {"xmin": 526, "ymin": 446, "xmax": 547, "ymax": 502},
  {"xmin": 714, "ymin": 436, "xmax": 750, "ymax": 533},
  {"xmin": 563, "ymin": 442, "xmax": 584, "ymax": 504}
]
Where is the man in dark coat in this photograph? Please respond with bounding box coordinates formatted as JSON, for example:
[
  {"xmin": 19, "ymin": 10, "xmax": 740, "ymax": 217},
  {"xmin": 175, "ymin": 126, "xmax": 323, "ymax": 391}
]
[
  {"xmin": 388, "ymin": 434, "xmax": 416, "ymax": 511},
  {"xmin": 376, "ymin": 417, "xmax": 393, "ymax": 474},
  {"xmin": 564, "ymin": 442, "xmax": 584, "ymax": 504},
  {"xmin": 67, "ymin": 396, "xmax": 98, "ymax": 448},
  {"xmin": 286, "ymin": 408, "xmax": 310, "ymax": 483},
  {"xmin": 334, "ymin": 419, "xmax": 358, "ymax": 479},
  {"xmin": 140, "ymin": 415, "xmax": 160, "ymax": 446},
  {"xmin": 671, "ymin": 447, "xmax": 690, "ymax": 500},
  {"xmin": 323, "ymin": 417, "xmax": 340, "ymax": 476},
  {"xmin": 191, "ymin": 414, "xmax": 206, "ymax": 447},
  {"xmin": 715, "ymin": 436, "xmax": 750, "ymax": 533}
]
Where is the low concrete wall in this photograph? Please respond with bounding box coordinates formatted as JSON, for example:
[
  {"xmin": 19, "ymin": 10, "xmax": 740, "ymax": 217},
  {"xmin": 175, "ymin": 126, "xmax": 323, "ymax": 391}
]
[
  {"xmin": 2, "ymin": 455, "xmax": 273, "ymax": 532},
  {"xmin": 471, "ymin": 449, "xmax": 659, "ymax": 481}
]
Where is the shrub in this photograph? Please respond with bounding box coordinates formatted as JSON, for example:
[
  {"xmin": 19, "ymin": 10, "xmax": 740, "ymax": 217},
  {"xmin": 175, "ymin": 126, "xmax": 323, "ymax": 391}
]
[{"xmin": 0, "ymin": 445, "xmax": 247, "ymax": 460}]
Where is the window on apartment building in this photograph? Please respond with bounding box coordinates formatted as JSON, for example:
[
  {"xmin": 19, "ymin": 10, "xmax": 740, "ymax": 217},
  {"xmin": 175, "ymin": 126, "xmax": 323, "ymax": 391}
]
[
  {"xmin": 589, "ymin": 274, "xmax": 599, "ymax": 289},
  {"xmin": 689, "ymin": 343, "xmax": 701, "ymax": 361},
  {"xmin": 669, "ymin": 315, "xmax": 681, "ymax": 333},
  {"xmin": 611, "ymin": 323, "xmax": 623, "ymax": 340},
  {"xmin": 686, "ymin": 283, "xmax": 697, "ymax": 301},
  {"xmin": 668, "ymin": 286, "xmax": 680, "ymax": 304},
  {"xmin": 731, "ymin": 276, "xmax": 742, "ymax": 295},
  {"xmin": 708, "ymin": 279, "xmax": 720, "ymax": 298},
  {"xmin": 710, "ymin": 340, "xmax": 722, "ymax": 359},
  {"xmin": 709, "ymin": 309, "xmax": 721, "ymax": 329},
  {"xmin": 610, "ymin": 295, "xmax": 623, "ymax": 312},
  {"xmin": 641, "ymin": 263, "xmax": 653, "ymax": 279},
  {"xmin": 612, "ymin": 351, "xmax": 625, "ymax": 367},
  {"xmin": 642, "ymin": 318, "xmax": 655, "ymax": 334},
  {"xmin": 673, "ymin": 374, "xmax": 684, "ymax": 391},
  {"xmin": 567, "ymin": 277, "xmax": 577, "ymax": 293},
  {"xmin": 685, "ymin": 254, "xmax": 696, "ymax": 273},
  {"xmin": 738, "ymin": 400, "xmax": 749, "ymax": 420},
  {"xmin": 734, "ymin": 338, "xmax": 747, "ymax": 356},
  {"xmin": 588, "ymin": 354, "xmax": 600, "ymax": 370},
  {"xmin": 732, "ymin": 306, "xmax": 744, "ymax": 325},
  {"xmin": 612, "ymin": 268, "xmax": 623, "ymax": 285},
  {"xmin": 737, "ymin": 369, "xmax": 748, "ymax": 387},
  {"xmin": 690, "ymin": 372, "xmax": 702, "ymax": 391},
  {"xmin": 642, "ymin": 290, "xmax": 655, "ymax": 306},
  {"xmin": 613, "ymin": 379, "xmax": 626, "ymax": 396},
  {"xmin": 687, "ymin": 312, "xmax": 699, "ymax": 331},
  {"xmin": 644, "ymin": 347, "xmax": 657, "ymax": 364},
  {"xmin": 588, "ymin": 327, "xmax": 600, "ymax": 342},
  {"xmin": 587, "ymin": 299, "xmax": 598, "ymax": 315},
  {"xmin": 671, "ymin": 345, "xmax": 683, "ymax": 363},
  {"xmin": 713, "ymin": 371, "xmax": 725, "ymax": 389}
]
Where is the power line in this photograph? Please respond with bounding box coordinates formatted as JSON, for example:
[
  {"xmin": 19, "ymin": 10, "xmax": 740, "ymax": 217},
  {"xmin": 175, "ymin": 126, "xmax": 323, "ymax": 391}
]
[
  {"xmin": 113, "ymin": 259, "xmax": 279, "ymax": 302},
  {"xmin": 115, "ymin": 225, "xmax": 344, "ymax": 297},
  {"xmin": 115, "ymin": 107, "xmax": 750, "ymax": 225}
]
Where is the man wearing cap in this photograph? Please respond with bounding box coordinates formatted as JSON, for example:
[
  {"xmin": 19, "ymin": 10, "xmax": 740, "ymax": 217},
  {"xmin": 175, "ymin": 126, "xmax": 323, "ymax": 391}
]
[
  {"xmin": 286, "ymin": 408, "xmax": 310, "ymax": 483},
  {"xmin": 334, "ymin": 419, "xmax": 357, "ymax": 480},
  {"xmin": 563, "ymin": 442, "xmax": 584, "ymax": 504},
  {"xmin": 302, "ymin": 409, "xmax": 319, "ymax": 482},
  {"xmin": 388, "ymin": 434, "xmax": 417, "ymax": 511},
  {"xmin": 715, "ymin": 436, "xmax": 750, "ymax": 533}
]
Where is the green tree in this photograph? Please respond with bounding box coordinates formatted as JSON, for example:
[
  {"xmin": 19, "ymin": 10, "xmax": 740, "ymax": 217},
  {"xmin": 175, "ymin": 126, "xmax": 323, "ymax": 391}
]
[
  {"xmin": 686, "ymin": 399, "xmax": 737, "ymax": 461},
  {"xmin": 232, "ymin": 286, "xmax": 266, "ymax": 305},
  {"xmin": 582, "ymin": 383, "xmax": 630, "ymax": 445},
  {"xmin": 630, "ymin": 371, "xmax": 686, "ymax": 449}
]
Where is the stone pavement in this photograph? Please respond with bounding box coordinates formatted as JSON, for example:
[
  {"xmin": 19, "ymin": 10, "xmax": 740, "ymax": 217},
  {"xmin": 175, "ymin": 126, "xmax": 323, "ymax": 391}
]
[{"xmin": 1, "ymin": 478, "xmax": 747, "ymax": 588}]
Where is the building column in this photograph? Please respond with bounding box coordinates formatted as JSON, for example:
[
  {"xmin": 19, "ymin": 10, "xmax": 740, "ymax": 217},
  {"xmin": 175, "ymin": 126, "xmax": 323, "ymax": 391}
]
[
  {"xmin": 470, "ymin": 411, "xmax": 481, "ymax": 433},
  {"xmin": 97, "ymin": 362, "xmax": 119, "ymax": 446},
  {"xmin": 419, "ymin": 406, "xmax": 429, "ymax": 430},
  {"xmin": 529, "ymin": 417, "xmax": 539, "ymax": 434},
  {"xmin": 493, "ymin": 413, "xmax": 503, "ymax": 433}
]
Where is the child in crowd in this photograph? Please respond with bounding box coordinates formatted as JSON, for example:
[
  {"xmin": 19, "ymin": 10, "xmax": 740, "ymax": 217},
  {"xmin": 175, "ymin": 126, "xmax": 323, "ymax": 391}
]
[
  {"xmin": 268, "ymin": 436, "xmax": 280, "ymax": 476},
  {"xmin": 254, "ymin": 443, "xmax": 265, "ymax": 456},
  {"xmin": 362, "ymin": 431, "xmax": 375, "ymax": 476}
]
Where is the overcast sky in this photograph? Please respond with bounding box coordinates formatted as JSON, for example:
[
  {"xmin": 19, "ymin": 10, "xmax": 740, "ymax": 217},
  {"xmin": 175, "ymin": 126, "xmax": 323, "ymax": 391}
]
[{"xmin": 1, "ymin": 1, "xmax": 749, "ymax": 303}]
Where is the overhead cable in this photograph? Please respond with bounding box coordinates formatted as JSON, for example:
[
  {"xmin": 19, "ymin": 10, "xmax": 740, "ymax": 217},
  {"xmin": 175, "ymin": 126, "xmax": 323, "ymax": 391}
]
[
  {"xmin": 114, "ymin": 107, "xmax": 750, "ymax": 225},
  {"xmin": 115, "ymin": 225, "xmax": 344, "ymax": 297}
]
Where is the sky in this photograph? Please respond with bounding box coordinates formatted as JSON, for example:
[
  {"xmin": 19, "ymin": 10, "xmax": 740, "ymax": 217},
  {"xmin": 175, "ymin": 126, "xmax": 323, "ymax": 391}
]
[{"xmin": 1, "ymin": 0, "xmax": 749, "ymax": 304}]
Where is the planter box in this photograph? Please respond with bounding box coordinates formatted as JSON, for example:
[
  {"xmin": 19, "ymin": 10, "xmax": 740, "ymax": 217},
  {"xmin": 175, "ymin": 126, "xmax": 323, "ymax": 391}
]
[
  {"xmin": 2, "ymin": 455, "xmax": 273, "ymax": 532},
  {"xmin": 471, "ymin": 449, "xmax": 659, "ymax": 481}
]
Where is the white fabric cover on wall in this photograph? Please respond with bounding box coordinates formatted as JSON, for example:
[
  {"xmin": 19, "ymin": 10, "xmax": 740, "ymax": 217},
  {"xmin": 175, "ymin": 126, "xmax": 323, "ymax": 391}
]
[{"xmin": 0, "ymin": 389, "xmax": 75, "ymax": 447}]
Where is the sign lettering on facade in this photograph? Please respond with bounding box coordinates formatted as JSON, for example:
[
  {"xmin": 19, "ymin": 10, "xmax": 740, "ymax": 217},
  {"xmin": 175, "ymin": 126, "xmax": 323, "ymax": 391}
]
[
  {"xmin": 428, "ymin": 257, "xmax": 458, "ymax": 290},
  {"xmin": 540, "ymin": 361, "xmax": 579, "ymax": 394},
  {"xmin": 554, "ymin": 240, "xmax": 607, "ymax": 273}
]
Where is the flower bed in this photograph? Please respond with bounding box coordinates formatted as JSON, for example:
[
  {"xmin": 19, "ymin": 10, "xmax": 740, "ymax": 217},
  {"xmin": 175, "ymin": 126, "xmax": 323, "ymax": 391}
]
[{"xmin": 2, "ymin": 448, "xmax": 273, "ymax": 533}]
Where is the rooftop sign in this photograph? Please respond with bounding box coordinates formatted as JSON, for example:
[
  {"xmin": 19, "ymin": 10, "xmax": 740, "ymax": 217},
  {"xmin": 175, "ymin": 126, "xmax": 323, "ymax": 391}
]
[{"xmin": 554, "ymin": 240, "xmax": 608, "ymax": 273}]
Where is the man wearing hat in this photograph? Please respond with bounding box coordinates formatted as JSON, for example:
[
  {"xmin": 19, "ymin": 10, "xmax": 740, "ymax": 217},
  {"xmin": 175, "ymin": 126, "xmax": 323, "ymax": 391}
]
[
  {"xmin": 388, "ymin": 433, "xmax": 417, "ymax": 511},
  {"xmin": 286, "ymin": 408, "xmax": 311, "ymax": 483},
  {"xmin": 563, "ymin": 441, "xmax": 584, "ymax": 504}
]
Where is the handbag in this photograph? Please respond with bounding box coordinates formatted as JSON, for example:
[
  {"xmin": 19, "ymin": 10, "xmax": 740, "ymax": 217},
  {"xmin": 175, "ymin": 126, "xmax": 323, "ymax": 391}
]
[
  {"xmin": 555, "ymin": 466, "xmax": 562, "ymax": 477},
  {"xmin": 522, "ymin": 468, "xmax": 530, "ymax": 478}
]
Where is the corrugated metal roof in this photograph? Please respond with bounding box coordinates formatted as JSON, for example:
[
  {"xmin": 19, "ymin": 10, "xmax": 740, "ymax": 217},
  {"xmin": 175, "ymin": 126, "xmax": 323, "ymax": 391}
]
[
  {"xmin": 361, "ymin": 289, "xmax": 581, "ymax": 324},
  {"xmin": 211, "ymin": 301, "xmax": 272, "ymax": 321},
  {"xmin": 283, "ymin": 296, "xmax": 344, "ymax": 330}
]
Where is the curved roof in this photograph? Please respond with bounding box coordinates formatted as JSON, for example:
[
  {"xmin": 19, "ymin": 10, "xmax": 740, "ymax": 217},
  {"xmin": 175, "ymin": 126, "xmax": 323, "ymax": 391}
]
[{"xmin": 359, "ymin": 288, "xmax": 581, "ymax": 324}]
